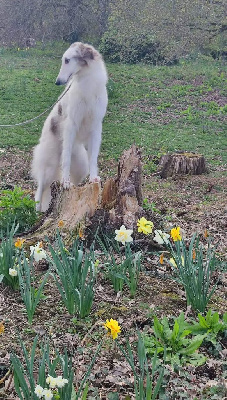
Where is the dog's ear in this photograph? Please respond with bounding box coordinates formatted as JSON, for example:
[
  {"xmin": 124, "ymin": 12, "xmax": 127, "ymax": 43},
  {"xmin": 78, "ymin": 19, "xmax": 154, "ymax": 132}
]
[
  {"xmin": 82, "ymin": 46, "xmax": 94, "ymax": 60},
  {"xmin": 78, "ymin": 44, "xmax": 95, "ymax": 64}
]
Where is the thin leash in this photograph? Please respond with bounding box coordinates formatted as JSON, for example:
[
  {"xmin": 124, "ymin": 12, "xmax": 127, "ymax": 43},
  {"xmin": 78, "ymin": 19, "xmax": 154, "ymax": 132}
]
[{"xmin": 0, "ymin": 82, "xmax": 72, "ymax": 128}]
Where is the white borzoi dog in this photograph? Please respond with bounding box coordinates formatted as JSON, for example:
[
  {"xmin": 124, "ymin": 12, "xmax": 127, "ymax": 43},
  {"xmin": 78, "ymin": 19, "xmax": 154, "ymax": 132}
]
[{"xmin": 32, "ymin": 42, "xmax": 108, "ymax": 211}]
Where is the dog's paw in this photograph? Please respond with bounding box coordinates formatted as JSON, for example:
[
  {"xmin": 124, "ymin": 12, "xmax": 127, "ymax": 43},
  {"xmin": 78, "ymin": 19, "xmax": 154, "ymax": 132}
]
[
  {"xmin": 89, "ymin": 176, "xmax": 101, "ymax": 184},
  {"xmin": 61, "ymin": 178, "xmax": 73, "ymax": 189}
]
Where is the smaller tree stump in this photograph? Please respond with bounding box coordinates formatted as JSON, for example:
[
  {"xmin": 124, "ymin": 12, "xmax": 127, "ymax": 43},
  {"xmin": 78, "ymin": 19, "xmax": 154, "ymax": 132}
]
[{"xmin": 158, "ymin": 152, "xmax": 207, "ymax": 178}]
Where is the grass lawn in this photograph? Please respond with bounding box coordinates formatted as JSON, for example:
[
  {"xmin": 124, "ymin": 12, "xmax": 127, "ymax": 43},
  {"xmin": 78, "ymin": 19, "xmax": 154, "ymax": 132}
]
[{"xmin": 0, "ymin": 45, "xmax": 226, "ymax": 169}]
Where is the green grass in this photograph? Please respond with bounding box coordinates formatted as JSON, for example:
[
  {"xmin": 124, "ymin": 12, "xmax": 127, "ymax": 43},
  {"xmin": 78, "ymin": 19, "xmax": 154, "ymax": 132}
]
[{"xmin": 0, "ymin": 45, "xmax": 226, "ymax": 166}]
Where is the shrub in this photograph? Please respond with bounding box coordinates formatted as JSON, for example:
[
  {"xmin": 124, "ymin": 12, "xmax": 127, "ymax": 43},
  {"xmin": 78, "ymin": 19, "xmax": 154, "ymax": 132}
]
[
  {"xmin": 0, "ymin": 186, "xmax": 38, "ymax": 235},
  {"xmin": 99, "ymin": 31, "xmax": 166, "ymax": 64}
]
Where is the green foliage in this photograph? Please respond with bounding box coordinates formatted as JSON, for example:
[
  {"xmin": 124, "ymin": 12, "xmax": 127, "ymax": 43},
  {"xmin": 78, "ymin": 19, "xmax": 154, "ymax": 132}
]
[
  {"xmin": 168, "ymin": 234, "xmax": 221, "ymax": 312},
  {"xmin": 97, "ymin": 234, "xmax": 141, "ymax": 297},
  {"xmin": 48, "ymin": 231, "xmax": 95, "ymax": 318},
  {"xmin": 0, "ymin": 224, "xmax": 19, "ymax": 289},
  {"xmin": 142, "ymin": 199, "xmax": 160, "ymax": 214},
  {"xmin": 144, "ymin": 313, "xmax": 206, "ymax": 367},
  {"xmin": 186, "ymin": 309, "xmax": 227, "ymax": 345},
  {"xmin": 0, "ymin": 187, "xmax": 38, "ymax": 235},
  {"xmin": 10, "ymin": 335, "xmax": 74, "ymax": 400},
  {"xmin": 100, "ymin": 31, "xmax": 165, "ymax": 64},
  {"xmin": 17, "ymin": 252, "xmax": 49, "ymax": 324},
  {"xmin": 117, "ymin": 331, "xmax": 164, "ymax": 400}
]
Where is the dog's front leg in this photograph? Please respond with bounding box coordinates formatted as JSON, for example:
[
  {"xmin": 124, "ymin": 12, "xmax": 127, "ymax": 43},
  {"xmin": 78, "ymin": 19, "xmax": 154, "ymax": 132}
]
[
  {"xmin": 61, "ymin": 121, "xmax": 75, "ymax": 189},
  {"xmin": 88, "ymin": 123, "xmax": 102, "ymax": 183}
]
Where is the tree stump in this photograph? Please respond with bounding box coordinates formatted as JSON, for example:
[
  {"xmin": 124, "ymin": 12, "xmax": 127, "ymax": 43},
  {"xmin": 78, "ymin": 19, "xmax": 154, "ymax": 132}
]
[
  {"xmin": 158, "ymin": 152, "xmax": 207, "ymax": 178},
  {"xmin": 25, "ymin": 145, "xmax": 143, "ymax": 239}
]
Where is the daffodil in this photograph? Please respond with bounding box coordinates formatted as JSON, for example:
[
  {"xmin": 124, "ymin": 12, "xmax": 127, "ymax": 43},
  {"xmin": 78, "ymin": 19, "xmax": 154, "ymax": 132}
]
[
  {"xmin": 58, "ymin": 220, "xmax": 64, "ymax": 228},
  {"xmin": 46, "ymin": 376, "xmax": 57, "ymax": 388},
  {"xmin": 153, "ymin": 230, "xmax": 170, "ymax": 245},
  {"xmin": 137, "ymin": 217, "xmax": 153, "ymax": 235},
  {"xmin": 159, "ymin": 253, "xmax": 164, "ymax": 264},
  {"xmin": 42, "ymin": 388, "xmax": 53, "ymax": 400},
  {"xmin": 9, "ymin": 268, "xmax": 18, "ymax": 277},
  {"xmin": 170, "ymin": 226, "xmax": 182, "ymax": 242},
  {"xmin": 169, "ymin": 256, "xmax": 184, "ymax": 268},
  {"xmin": 30, "ymin": 242, "xmax": 47, "ymax": 262},
  {"xmin": 34, "ymin": 385, "xmax": 44, "ymax": 398},
  {"xmin": 0, "ymin": 322, "xmax": 4, "ymax": 334},
  {"xmin": 104, "ymin": 318, "xmax": 121, "ymax": 340},
  {"xmin": 15, "ymin": 238, "xmax": 25, "ymax": 248},
  {"xmin": 55, "ymin": 376, "xmax": 68, "ymax": 388},
  {"xmin": 115, "ymin": 225, "xmax": 133, "ymax": 245}
]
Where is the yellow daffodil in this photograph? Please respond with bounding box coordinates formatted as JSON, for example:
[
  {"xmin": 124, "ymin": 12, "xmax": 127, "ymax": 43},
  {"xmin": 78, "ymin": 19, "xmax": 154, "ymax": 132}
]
[
  {"xmin": 137, "ymin": 217, "xmax": 154, "ymax": 235},
  {"xmin": 0, "ymin": 322, "xmax": 4, "ymax": 334},
  {"xmin": 104, "ymin": 318, "xmax": 121, "ymax": 340},
  {"xmin": 192, "ymin": 249, "xmax": 196, "ymax": 260},
  {"xmin": 58, "ymin": 220, "xmax": 64, "ymax": 228},
  {"xmin": 115, "ymin": 225, "xmax": 133, "ymax": 245},
  {"xmin": 170, "ymin": 226, "xmax": 182, "ymax": 241},
  {"xmin": 204, "ymin": 229, "xmax": 209, "ymax": 238},
  {"xmin": 159, "ymin": 253, "xmax": 164, "ymax": 264},
  {"xmin": 15, "ymin": 238, "xmax": 25, "ymax": 248}
]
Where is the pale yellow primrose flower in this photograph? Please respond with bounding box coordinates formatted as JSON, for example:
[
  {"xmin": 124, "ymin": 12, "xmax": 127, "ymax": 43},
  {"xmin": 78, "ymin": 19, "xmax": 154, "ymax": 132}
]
[
  {"xmin": 153, "ymin": 230, "xmax": 170, "ymax": 245},
  {"xmin": 115, "ymin": 225, "xmax": 133, "ymax": 245},
  {"xmin": 137, "ymin": 217, "xmax": 154, "ymax": 235},
  {"xmin": 34, "ymin": 385, "xmax": 44, "ymax": 398},
  {"xmin": 9, "ymin": 268, "xmax": 18, "ymax": 277},
  {"xmin": 30, "ymin": 242, "xmax": 47, "ymax": 262}
]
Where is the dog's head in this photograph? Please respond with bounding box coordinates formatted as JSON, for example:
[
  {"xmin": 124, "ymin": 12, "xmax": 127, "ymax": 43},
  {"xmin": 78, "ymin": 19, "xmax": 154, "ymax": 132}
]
[{"xmin": 55, "ymin": 42, "xmax": 98, "ymax": 85}]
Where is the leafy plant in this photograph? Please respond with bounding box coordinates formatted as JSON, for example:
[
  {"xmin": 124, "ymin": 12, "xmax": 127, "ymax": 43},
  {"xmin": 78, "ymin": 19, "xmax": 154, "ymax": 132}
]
[
  {"xmin": 117, "ymin": 331, "xmax": 164, "ymax": 400},
  {"xmin": 144, "ymin": 313, "xmax": 206, "ymax": 367},
  {"xmin": 17, "ymin": 252, "xmax": 49, "ymax": 323},
  {"xmin": 10, "ymin": 335, "xmax": 74, "ymax": 400},
  {"xmin": 142, "ymin": 199, "xmax": 160, "ymax": 214},
  {"xmin": 11, "ymin": 334, "xmax": 103, "ymax": 400},
  {"xmin": 186, "ymin": 309, "xmax": 227, "ymax": 345},
  {"xmin": 0, "ymin": 187, "xmax": 38, "ymax": 235},
  {"xmin": 48, "ymin": 231, "xmax": 95, "ymax": 317},
  {"xmin": 168, "ymin": 234, "xmax": 221, "ymax": 312},
  {"xmin": 97, "ymin": 234, "xmax": 141, "ymax": 297},
  {"xmin": 0, "ymin": 224, "xmax": 19, "ymax": 289}
]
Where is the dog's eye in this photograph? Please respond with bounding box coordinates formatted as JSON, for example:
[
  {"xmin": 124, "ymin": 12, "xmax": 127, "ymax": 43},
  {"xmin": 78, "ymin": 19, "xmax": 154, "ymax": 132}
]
[{"xmin": 65, "ymin": 58, "xmax": 70, "ymax": 64}]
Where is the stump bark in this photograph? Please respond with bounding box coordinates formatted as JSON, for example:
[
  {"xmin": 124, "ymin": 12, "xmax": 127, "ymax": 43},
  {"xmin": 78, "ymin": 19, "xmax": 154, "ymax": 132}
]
[
  {"xmin": 158, "ymin": 152, "xmax": 207, "ymax": 178},
  {"xmin": 26, "ymin": 145, "xmax": 143, "ymax": 239}
]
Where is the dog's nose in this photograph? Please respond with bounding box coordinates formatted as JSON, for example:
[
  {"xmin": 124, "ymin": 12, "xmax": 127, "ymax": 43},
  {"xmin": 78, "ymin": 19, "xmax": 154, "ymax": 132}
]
[{"xmin": 55, "ymin": 79, "xmax": 61, "ymax": 85}]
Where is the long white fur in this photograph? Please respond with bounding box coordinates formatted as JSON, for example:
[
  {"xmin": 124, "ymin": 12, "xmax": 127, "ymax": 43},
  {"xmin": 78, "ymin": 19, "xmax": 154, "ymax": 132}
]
[{"xmin": 32, "ymin": 42, "xmax": 108, "ymax": 211}]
